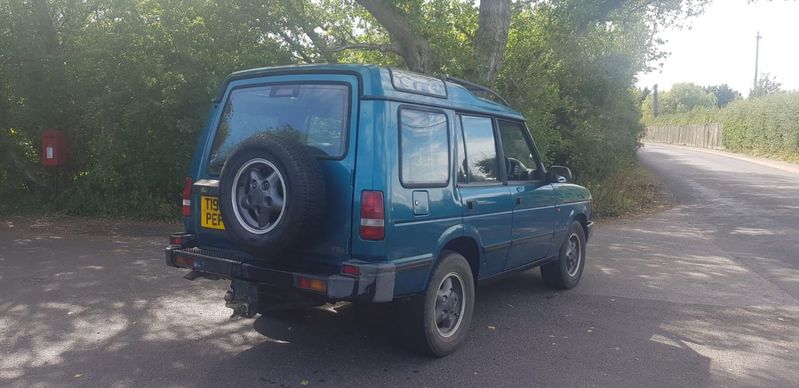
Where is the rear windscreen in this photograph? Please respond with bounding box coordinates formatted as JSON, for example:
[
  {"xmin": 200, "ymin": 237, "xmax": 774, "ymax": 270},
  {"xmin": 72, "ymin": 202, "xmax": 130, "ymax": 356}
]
[{"xmin": 207, "ymin": 83, "xmax": 349, "ymax": 175}]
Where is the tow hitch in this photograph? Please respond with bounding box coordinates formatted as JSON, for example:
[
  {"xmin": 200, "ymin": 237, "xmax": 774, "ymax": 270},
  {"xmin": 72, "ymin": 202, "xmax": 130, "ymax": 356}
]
[{"xmin": 225, "ymin": 279, "xmax": 258, "ymax": 320}]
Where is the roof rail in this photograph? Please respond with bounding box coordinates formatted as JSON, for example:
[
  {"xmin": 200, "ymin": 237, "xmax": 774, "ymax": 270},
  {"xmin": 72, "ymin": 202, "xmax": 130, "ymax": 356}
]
[{"xmin": 442, "ymin": 75, "xmax": 511, "ymax": 107}]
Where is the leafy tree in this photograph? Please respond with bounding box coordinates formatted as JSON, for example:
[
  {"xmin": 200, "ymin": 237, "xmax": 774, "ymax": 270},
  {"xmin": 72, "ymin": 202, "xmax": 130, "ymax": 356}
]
[
  {"xmin": 344, "ymin": 0, "xmax": 511, "ymax": 84},
  {"xmin": 0, "ymin": 0, "xmax": 710, "ymax": 217},
  {"xmin": 705, "ymin": 84, "xmax": 741, "ymax": 108},
  {"xmin": 642, "ymin": 82, "xmax": 717, "ymax": 122},
  {"xmin": 653, "ymin": 83, "xmax": 717, "ymax": 115},
  {"xmin": 0, "ymin": 0, "xmax": 298, "ymax": 216}
]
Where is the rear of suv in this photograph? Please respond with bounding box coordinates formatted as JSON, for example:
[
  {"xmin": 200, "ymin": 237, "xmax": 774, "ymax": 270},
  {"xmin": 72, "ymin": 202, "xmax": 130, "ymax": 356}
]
[{"xmin": 166, "ymin": 64, "xmax": 593, "ymax": 356}]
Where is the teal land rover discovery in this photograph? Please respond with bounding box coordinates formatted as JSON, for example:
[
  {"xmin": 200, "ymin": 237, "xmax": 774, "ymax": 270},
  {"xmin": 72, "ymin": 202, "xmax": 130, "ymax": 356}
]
[{"xmin": 166, "ymin": 64, "xmax": 593, "ymax": 356}]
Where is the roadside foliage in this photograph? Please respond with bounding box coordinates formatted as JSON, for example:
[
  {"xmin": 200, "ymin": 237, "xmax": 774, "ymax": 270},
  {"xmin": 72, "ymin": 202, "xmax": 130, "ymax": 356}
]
[
  {"xmin": 646, "ymin": 92, "xmax": 799, "ymax": 161},
  {"xmin": 0, "ymin": 0, "xmax": 707, "ymax": 218}
]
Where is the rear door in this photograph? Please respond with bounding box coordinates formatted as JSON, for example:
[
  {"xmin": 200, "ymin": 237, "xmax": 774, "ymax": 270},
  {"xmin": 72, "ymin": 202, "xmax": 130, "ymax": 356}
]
[
  {"xmin": 498, "ymin": 120, "xmax": 556, "ymax": 269},
  {"xmin": 388, "ymin": 104, "xmax": 462, "ymax": 291},
  {"xmin": 456, "ymin": 115, "xmax": 513, "ymax": 278},
  {"xmin": 193, "ymin": 74, "xmax": 360, "ymax": 260}
]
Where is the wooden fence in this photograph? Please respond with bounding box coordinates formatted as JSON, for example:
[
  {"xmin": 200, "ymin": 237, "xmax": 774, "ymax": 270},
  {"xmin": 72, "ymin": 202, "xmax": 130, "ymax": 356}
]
[{"xmin": 644, "ymin": 123, "xmax": 724, "ymax": 149}]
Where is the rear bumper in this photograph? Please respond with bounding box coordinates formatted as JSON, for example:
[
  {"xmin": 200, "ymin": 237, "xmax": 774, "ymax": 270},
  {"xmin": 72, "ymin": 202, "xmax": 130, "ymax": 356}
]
[{"xmin": 165, "ymin": 245, "xmax": 396, "ymax": 302}]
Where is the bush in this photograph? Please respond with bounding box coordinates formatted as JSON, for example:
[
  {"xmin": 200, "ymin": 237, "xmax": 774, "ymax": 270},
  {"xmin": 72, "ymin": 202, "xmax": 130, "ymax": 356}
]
[
  {"xmin": 647, "ymin": 106, "xmax": 719, "ymax": 126},
  {"xmin": 584, "ymin": 160, "xmax": 662, "ymax": 218},
  {"xmin": 644, "ymin": 92, "xmax": 799, "ymax": 161},
  {"xmin": 722, "ymin": 93, "xmax": 799, "ymax": 158}
]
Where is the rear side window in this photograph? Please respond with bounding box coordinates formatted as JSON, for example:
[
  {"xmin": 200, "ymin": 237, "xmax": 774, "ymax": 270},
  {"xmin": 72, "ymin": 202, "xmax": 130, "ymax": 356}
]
[
  {"xmin": 208, "ymin": 83, "xmax": 349, "ymax": 175},
  {"xmin": 460, "ymin": 115, "xmax": 499, "ymax": 182},
  {"xmin": 399, "ymin": 108, "xmax": 450, "ymax": 187}
]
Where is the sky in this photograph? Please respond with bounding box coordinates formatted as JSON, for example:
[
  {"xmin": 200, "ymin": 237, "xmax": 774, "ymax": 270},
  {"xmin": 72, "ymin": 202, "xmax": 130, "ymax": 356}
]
[{"xmin": 637, "ymin": 0, "xmax": 799, "ymax": 94}]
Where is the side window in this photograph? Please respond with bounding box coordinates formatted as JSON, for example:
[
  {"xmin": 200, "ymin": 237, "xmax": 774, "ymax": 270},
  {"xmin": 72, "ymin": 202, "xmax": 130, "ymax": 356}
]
[
  {"xmin": 399, "ymin": 108, "xmax": 450, "ymax": 187},
  {"xmin": 460, "ymin": 115, "xmax": 499, "ymax": 182},
  {"xmin": 498, "ymin": 120, "xmax": 540, "ymax": 181}
]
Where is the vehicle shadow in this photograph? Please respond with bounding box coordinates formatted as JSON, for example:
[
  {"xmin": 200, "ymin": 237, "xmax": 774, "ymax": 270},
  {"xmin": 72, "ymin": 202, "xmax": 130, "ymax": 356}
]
[{"xmin": 203, "ymin": 271, "xmax": 718, "ymax": 387}]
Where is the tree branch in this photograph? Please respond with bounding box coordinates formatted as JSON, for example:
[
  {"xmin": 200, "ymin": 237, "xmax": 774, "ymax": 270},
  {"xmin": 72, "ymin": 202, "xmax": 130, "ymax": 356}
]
[
  {"xmin": 354, "ymin": 0, "xmax": 434, "ymax": 73},
  {"xmin": 324, "ymin": 43, "xmax": 401, "ymax": 55},
  {"xmin": 285, "ymin": 1, "xmax": 338, "ymax": 63},
  {"xmin": 277, "ymin": 30, "xmax": 316, "ymax": 64}
]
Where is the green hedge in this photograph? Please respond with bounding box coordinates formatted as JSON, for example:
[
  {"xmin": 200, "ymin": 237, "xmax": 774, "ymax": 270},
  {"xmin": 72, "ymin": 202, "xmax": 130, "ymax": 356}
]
[
  {"xmin": 647, "ymin": 93, "xmax": 799, "ymax": 160},
  {"xmin": 722, "ymin": 93, "xmax": 799, "ymax": 157}
]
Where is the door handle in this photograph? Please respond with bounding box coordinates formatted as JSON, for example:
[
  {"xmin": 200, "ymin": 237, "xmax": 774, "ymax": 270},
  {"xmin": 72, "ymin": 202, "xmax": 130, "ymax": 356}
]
[
  {"xmin": 466, "ymin": 200, "xmax": 477, "ymax": 210},
  {"xmin": 515, "ymin": 197, "xmax": 522, "ymax": 206}
]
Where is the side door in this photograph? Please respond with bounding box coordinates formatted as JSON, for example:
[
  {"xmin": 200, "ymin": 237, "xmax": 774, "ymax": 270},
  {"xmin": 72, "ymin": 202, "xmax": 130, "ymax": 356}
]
[
  {"xmin": 388, "ymin": 104, "xmax": 462, "ymax": 293},
  {"xmin": 498, "ymin": 120, "xmax": 557, "ymax": 269},
  {"xmin": 456, "ymin": 115, "xmax": 513, "ymax": 278}
]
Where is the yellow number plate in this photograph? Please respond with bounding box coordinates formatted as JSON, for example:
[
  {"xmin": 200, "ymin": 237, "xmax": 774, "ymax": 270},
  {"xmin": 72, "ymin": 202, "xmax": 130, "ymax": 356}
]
[{"xmin": 200, "ymin": 196, "xmax": 225, "ymax": 230}]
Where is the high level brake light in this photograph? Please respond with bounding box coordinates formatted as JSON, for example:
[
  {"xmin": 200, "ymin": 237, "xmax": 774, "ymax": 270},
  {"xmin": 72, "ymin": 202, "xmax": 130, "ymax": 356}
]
[
  {"xmin": 359, "ymin": 190, "xmax": 385, "ymax": 240},
  {"xmin": 182, "ymin": 177, "xmax": 193, "ymax": 217}
]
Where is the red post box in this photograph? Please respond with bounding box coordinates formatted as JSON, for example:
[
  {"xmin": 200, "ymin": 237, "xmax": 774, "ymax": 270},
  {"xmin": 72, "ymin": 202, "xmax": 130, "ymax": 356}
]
[{"xmin": 41, "ymin": 129, "xmax": 67, "ymax": 167}]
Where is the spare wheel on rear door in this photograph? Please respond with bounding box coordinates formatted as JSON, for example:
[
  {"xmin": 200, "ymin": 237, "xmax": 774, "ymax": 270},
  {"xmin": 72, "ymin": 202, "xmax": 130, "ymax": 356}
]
[{"xmin": 218, "ymin": 133, "xmax": 326, "ymax": 257}]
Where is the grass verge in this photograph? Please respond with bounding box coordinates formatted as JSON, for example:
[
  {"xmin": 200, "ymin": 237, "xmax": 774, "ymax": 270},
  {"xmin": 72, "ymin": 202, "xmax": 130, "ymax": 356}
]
[{"xmin": 584, "ymin": 160, "xmax": 671, "ymax": 219}]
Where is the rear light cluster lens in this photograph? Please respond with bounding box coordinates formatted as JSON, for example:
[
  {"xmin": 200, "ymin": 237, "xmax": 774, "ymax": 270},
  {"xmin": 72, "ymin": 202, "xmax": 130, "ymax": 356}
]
[
  {"xmin": 296, "ymin": 276, "xmax": 327, "ymax": 293},
  {"xmin": 169, "ymin": 234, "xmax": 193, "ymax": 247},
  {"xmin": 359, "ymin": 190, "xmax": 385, "ymax": 240},
  {"xmin": 174, "ymin": 255, "xmax": 194, "ymax": 268},
  {"xmin": 182, "ymin": 177, "xmax": 192, "ymax": 217},
  {"xmin": 341, "ymin": 264, "xmax": 361, "ymax": 277}
]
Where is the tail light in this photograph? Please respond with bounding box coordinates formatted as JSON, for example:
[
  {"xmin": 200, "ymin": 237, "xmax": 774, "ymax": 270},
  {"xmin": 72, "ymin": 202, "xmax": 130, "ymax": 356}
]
[
  {"xmin": 296, "ymin": 276, "xmax": 327, "ymax": 293},
  {"xmin": 169, "ymin": 233, "xmax": 194, "ymax": 247},
  {"xmin": 359, "ymin": 190, "xmax": 385, "ymax": 240},
  {"xmin": 182, "ymin": 177, "xmax": 192, "ymax": 217},
  {"xmin": 341, "ymin": 264, "xmax": 361, "ymax": 276}
]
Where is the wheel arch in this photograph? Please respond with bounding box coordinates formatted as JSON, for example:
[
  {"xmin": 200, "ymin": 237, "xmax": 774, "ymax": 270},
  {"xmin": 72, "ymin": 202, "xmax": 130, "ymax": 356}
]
[
  {"xmin": 440, "ymin": 237, "xmax": 481, "ymax": 283},
  {"xmin": 572, "ymin": 212, "xmax": 589, "ymax": 237}
]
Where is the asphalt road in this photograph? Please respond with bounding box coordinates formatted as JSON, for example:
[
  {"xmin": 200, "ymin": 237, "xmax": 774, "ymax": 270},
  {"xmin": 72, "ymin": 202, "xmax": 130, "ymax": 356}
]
[{"xmin": 1, "ymin": 143, "xmax": 798, "ymax": 387}]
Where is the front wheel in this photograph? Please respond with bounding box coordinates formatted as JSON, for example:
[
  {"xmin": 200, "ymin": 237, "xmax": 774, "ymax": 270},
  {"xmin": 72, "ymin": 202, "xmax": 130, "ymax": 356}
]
[
  {"xmin": 541, "ymin": 220, "xmax": 586, "ymax": 289},
  {"xmin": 405, "ymin": 251, "xmax": 475, "ymax": 357}
]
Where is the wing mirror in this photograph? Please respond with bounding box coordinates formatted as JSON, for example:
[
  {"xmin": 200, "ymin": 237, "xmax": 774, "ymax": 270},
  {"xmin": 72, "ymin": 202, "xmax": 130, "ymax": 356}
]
[{"xmin": 547, "ymin": 165, "xmax": 572, "ymax": 183}]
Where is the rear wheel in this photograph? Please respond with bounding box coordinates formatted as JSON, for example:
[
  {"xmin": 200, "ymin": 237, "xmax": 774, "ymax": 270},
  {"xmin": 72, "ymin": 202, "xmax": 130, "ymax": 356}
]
[
  {"xmin": 541, "ymin": 220, "xmax": 586, "ymax": 289},
  {"xmin": 405, "ymin": 251, "xmax": 475, "ymax": 357}
]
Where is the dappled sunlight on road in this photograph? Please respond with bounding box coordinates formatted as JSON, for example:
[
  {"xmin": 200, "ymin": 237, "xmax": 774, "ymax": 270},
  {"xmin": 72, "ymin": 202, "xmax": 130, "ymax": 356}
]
[
  {"xmin": 0, "ymin": 233, "xmax": 263, "ymax": 386},
  {"xmin": 661, "ymin": 306, "xmax": 799, "ymax": 386},
  {"xmin": 583, "ymin": 213, "xmax": 799, "ymax": 385},
  {"xmin": 584, "ymin": 208, "xmax": 798, "ymax": 308},
  {"xmin": 0, "ymin": 302, "xmax": 129, "ymax": 379}
]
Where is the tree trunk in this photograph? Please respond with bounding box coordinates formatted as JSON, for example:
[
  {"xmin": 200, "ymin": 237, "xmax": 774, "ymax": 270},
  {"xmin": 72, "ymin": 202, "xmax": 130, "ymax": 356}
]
[
  {"xmin": 471, "ymin": 0, "xmax": 511, "ymax": 85},
  {"xmin": 31, "ymin": 0, "xmax": 59, "ymax": 52},
  {"xmin": 354, "ymin": 0, "xmax": 434, "ymax": 74}
]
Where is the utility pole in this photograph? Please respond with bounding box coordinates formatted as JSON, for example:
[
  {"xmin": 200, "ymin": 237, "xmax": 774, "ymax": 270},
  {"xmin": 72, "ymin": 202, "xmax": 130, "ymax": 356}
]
[{"xmin": 753, "ymin": 31, "xmax": 762, "ymax": 91}]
